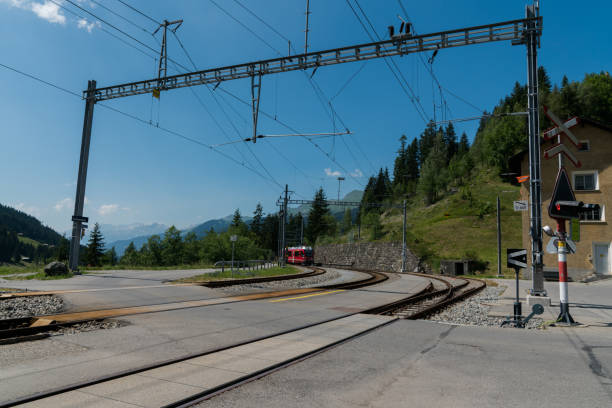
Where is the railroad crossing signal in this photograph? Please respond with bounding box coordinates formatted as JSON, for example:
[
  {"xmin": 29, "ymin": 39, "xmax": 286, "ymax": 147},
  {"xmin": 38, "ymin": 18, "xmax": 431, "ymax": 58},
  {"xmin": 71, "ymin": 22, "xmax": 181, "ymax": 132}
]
[
  {"xmin": 542, "ymin": 106, "xmax": 582, "ymax": 168},
  {"xmin": 543, "ymin": 143, "xmax": 581, "ymax": 168},
  {"xmin": 548, "ymin": 168, "xmax": 577, "ymax": 219},
  {"xmin": 507, "ymin": 248, "xmax": 527, "ymax": 269},
  {"xmin": 542, "ymin": 106, "xmax": 580, "ymax": 146}
]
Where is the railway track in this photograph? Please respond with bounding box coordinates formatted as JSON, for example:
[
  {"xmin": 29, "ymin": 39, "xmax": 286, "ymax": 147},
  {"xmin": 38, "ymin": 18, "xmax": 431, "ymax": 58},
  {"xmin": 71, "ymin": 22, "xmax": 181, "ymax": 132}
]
[
  {"xmin": 365, "ymin": 273, "xmax": 486, "ymax": 319},
  {"xmin": 1, "ymin": 269, "xmax": 485, "ymax": 407},
  {"xmin": 0, "ymin": 267, "xmax": 384, "ymax": 344}
]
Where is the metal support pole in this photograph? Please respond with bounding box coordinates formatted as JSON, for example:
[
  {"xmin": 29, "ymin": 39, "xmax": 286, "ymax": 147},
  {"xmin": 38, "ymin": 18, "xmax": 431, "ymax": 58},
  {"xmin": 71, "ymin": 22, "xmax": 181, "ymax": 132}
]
[
  {"xmin": 251, "ymin": 74, "xmax": 262, "ymax": 143},
  {"xmin": 304, "ymin": 0, "xmax": 310, "ymax": 55},
  {"xmin": 556, "ymin": 220, "xmax": 575, "ymax": 324},
  {"xmin": 514, "ymin": 266, "xmax": 522, "ymax": 320},
  {"xmin": 497, "ymin": 195, "xmax": 502, "ymax": 278},
  {"xmin": 526, "ymin": 3, "xmax": 546, "ymax": 295},
  {"xmin": 281, "ymin": 184, "xmax": 288, "ymax": 266},
  {"xmin": 69, "ymin": 80, "xmax": 96, "ymax": 273},
  {"xmin": 231, "ymin": 241, "xmax": 235, "ymax": 277},
  {"xmin": 401, "ymin": 199, "xmax": 407, "ymax": 273}
]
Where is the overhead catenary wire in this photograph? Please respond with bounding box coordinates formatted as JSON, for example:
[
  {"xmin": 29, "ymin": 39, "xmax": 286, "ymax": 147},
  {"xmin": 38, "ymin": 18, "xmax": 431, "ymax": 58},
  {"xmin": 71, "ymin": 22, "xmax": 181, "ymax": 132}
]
[
  {"xmin": 206, "ymin": 2, "xmax": 366, "ymax": 187},
  {"xmin": 54, "ymin": 0, "xmax": 192, "ymax": 73},
  {"xmin": 169, "ymin": 31, "xmax": 283, "ymax": 190},
  {"xmin": 221, "ymin": 1, "xmax": 375, "ymax": 177},
  {"xmin": 115, "ymin": 0, "xmax": 161, "ymax": 25},
  {"xmin": 346, "ymin": 0, "xmax": 429, "ymax": 124},
  {"xmin": 0, "ymin": 61, "xmax": 282, "ymax": 192},
  {"xmin": 89, "ymin": 0, "xmax": 153, "ymax": 34}
]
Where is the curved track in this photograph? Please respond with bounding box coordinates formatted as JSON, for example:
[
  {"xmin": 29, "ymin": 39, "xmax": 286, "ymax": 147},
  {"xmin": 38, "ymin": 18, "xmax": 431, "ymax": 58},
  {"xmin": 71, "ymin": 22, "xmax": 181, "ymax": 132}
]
[{"xmin": 0, "ymin": 268, "xmax": 485, "ymax": 407}]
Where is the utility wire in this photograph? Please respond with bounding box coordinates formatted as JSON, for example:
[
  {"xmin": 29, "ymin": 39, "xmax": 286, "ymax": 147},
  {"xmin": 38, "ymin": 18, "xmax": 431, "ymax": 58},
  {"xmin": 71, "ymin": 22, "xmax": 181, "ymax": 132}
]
[
  {"xmin": 0, "ymin": 61, "xmax": 281, "ymax": 192},
  {"xmin": 170, "ymin": 31, "xmax": 283, "ymax": 190},
  {"xmin": 226, "ymin": 1, "xmax": 375, "ymax": 177},
  {"xmin": 207, "ymin": 2, "xmax": 365, "ymax": 187},
  {"xmin": 115, "ymin": 0, "xmax": 161, "ymax": 25},
  {"xmin": 89, "ymin": 0, "xmax": 153, "ymax": 34},
  {"xmin": 56, "ymin": 0, "xmax": 192, "ymax": 73},
  {"xmin": 348, "ymin": 0, "xmax": 428, "ymax": 124}
]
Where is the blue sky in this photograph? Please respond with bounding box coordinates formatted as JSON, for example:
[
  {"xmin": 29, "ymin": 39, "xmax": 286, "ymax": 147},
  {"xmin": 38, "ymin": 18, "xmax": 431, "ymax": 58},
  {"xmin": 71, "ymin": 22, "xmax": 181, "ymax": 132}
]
[{"xmin": 1, "ymin": 0, "xmax": 611, "ymax": 234}]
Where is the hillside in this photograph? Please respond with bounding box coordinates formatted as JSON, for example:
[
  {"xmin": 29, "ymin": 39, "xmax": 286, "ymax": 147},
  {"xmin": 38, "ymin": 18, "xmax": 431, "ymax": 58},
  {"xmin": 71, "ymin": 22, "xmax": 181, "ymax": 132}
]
[
  {"xmin": 0, "ymin": 204, "xmax": 63, "ymax": 245},
  {"xmin": 0, "ymin": 203, "xmax": 65, "ymax": 263}
]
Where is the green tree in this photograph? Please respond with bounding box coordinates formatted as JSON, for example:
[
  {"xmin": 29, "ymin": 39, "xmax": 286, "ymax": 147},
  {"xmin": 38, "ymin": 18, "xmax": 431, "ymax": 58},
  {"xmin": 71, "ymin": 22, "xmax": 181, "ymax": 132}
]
[
  {"xmin": 458, "ymin": 132, "xmax": 469, "ymax": 156},
  {"xmin": 418, "ymin": 133, "xmax": 449, "ymax": 204},
  {"xmin": 305, "ymin": 187, "xmax": 331, "ymax": 244},
  {"xmin": 56, "ymin": 236, "xmax": 69, "ymax": 262},
  {"xmin": 161, "ymin": 226, "xmax": 183, "ymax": 265},
  {"xmin": 143, "ymin": 235, "xmax": 163, "ymax": 266},
  {"xmin": 121, "ymin": 242, "xmax": 139, "ymax": 265},
  {"xmin": 86, "ymin": 223, "xmax": 105, "ymax": 266},
  {"xmin": 341, "ymin": 208, "xmax": 352, "ymax": 233},
  {"xmin": 250, "ymin": 203, "xmax": 264, "ymax": 241},
  {"xmin": 104, "ymin": 246, "xmax": 118, "ymax": 265},
  {"xmin": 182, "ymin": 232, "xmax": 200, "ymax": 264}
]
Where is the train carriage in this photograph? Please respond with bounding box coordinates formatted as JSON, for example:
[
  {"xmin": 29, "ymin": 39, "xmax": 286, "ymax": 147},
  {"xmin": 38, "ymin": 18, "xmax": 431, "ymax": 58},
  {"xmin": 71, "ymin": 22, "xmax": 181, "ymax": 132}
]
[{"xmin": 286, "ymin": 246, "xmax": 314, "ymax": 265}]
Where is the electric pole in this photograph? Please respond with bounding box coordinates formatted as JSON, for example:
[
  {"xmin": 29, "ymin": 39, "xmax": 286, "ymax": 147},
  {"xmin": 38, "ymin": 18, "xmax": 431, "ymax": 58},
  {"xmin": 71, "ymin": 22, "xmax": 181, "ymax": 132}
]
[
  {"xmin": 153, "ymin": 19, "xmax": 183, "ymax": 93},
  {"xmin": 67, "ymin": 6, "xmax": 542, "ymax": 269},
  {"xmin": 523, "ymin": 2, "xmax": 546, "ymax": 296},
  {"xmin": 304, "ymin": 0, "xmax": 311, "ymax": 55},
  {"xmin": 281, "ymin": 184, "xmax": 289, "ymax": 266},
  {"xmin": 402, "ymin": 199, "xmax": 407, "ymax": 273},
  {"xmin": 337, "ymin": 176, "xmax": 345, "ymax": 201}
]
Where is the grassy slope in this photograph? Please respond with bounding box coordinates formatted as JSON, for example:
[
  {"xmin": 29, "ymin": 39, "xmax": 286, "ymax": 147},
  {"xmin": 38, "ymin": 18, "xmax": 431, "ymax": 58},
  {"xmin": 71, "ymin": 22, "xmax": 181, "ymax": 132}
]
[
  {"xmin": 175, "ymin": 266, "xmax": 300, "ymax": 282},
  {"xmin": 329, "ymin": 170, "xmax": 524, "ymax": 277}
]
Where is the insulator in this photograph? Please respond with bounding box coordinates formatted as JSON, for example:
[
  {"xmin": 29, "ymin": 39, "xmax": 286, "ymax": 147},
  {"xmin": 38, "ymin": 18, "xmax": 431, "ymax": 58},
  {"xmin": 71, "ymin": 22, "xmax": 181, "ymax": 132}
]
[
  {"xmin": 399, "ymin": 22, "xmax": 405, "ymax": 33},
  {"xmin": 388, "ymin": 25, "xmax": 394, "ymax": 38}
]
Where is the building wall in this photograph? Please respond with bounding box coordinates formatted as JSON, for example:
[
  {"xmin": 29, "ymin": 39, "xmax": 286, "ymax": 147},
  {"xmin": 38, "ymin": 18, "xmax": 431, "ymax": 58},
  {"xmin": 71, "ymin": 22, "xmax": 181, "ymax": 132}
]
[{"xmin": 520, "ymin": 122, "xmax": 611, "ymax": 280}]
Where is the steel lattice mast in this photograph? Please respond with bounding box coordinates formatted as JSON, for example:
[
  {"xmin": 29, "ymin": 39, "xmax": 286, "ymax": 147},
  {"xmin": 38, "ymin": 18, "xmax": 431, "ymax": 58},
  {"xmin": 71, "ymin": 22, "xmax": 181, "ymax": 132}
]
[{"xmin": 69, "ymin": 8, "xmax": 543, "ymax": 283}]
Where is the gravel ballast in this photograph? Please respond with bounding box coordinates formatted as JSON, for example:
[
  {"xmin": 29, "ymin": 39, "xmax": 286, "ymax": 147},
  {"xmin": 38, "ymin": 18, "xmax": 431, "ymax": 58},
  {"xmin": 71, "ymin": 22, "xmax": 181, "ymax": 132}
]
[
  {"xmin": 429, "ymin": 285, "xmax": 544, "ymax": 329},
  {"xmin": 0, "ymin": 295, "xmax": 64, "ymax": 319},
  {"xmin": 221, "ymin": 269, "xmax": 342, "ymax": 295}
]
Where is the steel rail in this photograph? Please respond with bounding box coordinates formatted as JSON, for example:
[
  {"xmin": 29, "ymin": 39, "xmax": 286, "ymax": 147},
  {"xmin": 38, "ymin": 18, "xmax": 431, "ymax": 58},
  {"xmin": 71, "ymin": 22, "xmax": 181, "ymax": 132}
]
[
  {"xmin": 0, "ymin": 268, "xmax": 411, "ymax": 408},
  {"xmin": 88, "ymin": 17, "xmax": 541, "ymax": 101},
  {"xmin": 0, "ymin": 268, "xmax": 382, "ymax": 342}
]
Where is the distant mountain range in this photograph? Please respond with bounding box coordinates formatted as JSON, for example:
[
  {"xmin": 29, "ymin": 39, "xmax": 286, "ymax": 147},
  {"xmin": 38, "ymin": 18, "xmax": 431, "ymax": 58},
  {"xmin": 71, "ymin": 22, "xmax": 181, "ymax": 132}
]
[
  {"xmin": 107, "ymin": 215, "xmax": 248, "ymax": 256},
  {"xmin": 1, "ymin": 190, "xmax": 363, "ymax": 258}
]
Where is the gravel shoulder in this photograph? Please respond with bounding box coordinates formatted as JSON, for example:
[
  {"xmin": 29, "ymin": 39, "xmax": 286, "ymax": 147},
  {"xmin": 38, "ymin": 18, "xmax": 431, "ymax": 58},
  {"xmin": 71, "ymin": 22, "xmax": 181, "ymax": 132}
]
[
  {"xmin": 428, "ymin": 285, "xmax": 544, "ymax": 329},
  {"xmin": 219, "ymin": 268, "xmax": 342, "ymax": 295},
  {"xmin": 0, "ymin": 295, "xmax": 64, "ymax": 319}
]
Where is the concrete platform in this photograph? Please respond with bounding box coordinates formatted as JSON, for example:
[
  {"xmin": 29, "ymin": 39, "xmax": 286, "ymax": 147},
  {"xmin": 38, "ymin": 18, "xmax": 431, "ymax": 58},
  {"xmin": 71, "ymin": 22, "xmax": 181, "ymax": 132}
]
[
  {"xmin": 197, "ymin": 319, "xmax": 612, "ymax": 408},
  {"xmin": 489, "ymin": 278, "xmax": 612, "ymax": 327},
  {"xmin": 0, "ymin": 271, "xmax": 430, "ymax": 403},
  {"xmin": 16, "ymin": 314, "xmax": 396, "ymax": 407}
]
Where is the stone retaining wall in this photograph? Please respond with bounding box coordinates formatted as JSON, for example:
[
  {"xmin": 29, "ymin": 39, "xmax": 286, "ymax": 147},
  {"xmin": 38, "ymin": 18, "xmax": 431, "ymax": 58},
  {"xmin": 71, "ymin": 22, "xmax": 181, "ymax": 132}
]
[{"xmin": 314, "ymin": 242, "xmax": 429, "ymax": 273}]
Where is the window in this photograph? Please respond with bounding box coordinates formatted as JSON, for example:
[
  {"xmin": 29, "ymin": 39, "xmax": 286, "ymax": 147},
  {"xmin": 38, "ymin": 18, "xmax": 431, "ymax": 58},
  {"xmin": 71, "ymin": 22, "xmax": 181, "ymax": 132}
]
[
  {"xmin": 578, "ymin": 140, "xmax": 590, "ymax": 151},
  {"xmin": 574, "ymin": 171, "xmax": 598, "ymax": 191},
  {"xmin": 580, "ymin": 205, "xmax": 604, "ymax": 222}
]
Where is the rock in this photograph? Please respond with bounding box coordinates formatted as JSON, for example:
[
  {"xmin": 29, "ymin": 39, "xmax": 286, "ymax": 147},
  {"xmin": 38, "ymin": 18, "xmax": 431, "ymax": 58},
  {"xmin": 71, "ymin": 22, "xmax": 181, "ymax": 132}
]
[{"xmin": 44, "ymin": 261, "xmax": 68, "ymax": 276}]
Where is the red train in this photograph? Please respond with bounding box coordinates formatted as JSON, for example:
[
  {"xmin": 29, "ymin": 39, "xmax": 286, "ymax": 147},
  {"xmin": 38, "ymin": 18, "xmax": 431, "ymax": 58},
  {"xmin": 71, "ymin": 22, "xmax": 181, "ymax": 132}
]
[{"xmin": 286, "ymin": 246, "xmax": 314, "ymax": 265}]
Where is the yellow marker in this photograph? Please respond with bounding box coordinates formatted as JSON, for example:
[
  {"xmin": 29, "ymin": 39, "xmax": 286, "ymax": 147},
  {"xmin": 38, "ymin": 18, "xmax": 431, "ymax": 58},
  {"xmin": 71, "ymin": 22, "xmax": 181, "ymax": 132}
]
[
  {"xmin": 269, "ymin": 289, "xmax": 345, "ymax": 303},
  {"xmin": 152, "ymin": 88, "xmax": 160, "ymax": 99}
]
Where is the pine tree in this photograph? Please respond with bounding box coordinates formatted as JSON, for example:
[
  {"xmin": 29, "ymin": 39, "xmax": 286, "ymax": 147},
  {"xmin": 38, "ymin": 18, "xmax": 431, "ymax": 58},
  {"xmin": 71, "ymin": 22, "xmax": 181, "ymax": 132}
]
[
  {"xmin": 305, "ymin": 187, "xmax": 331, "ymax": 244},
  {"xmin": 105, "ymin": 247, "xmax": 118, "ymax": 265},
  {"xmin": 86, "ymin": 223, "xmax": 105, "ymax": 267},
  {"xmin": 418, "ymin": 121, "xmax": 437, "ymax": 167},
  {"xmin": 342, "ymin": 208, "xmax": 352, "ymax": 233},
  {"xmin": 231, "ymin": 209, "xmax": 243, "ymax": 227},
  {"xmin": 121, "ymin": 242, "xmax": 138, "ymax": 265},
  {"xmin": 161, "ymin": 226, "xmax": 183, "ymax": 266},
  {"xmin": 393, "ymin": 135, "xmax": 408, "ymax": 187},
  {"xmin": 458, "ymin": 132, "xmax": 470, "ymax": 156},
  {"xmin": 250, "ymin": 203, "xmax": 264, "ymax": 239},
  {"xmin": 443, "ymin": 122, "xmax": 457, "ymax": 161}
]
